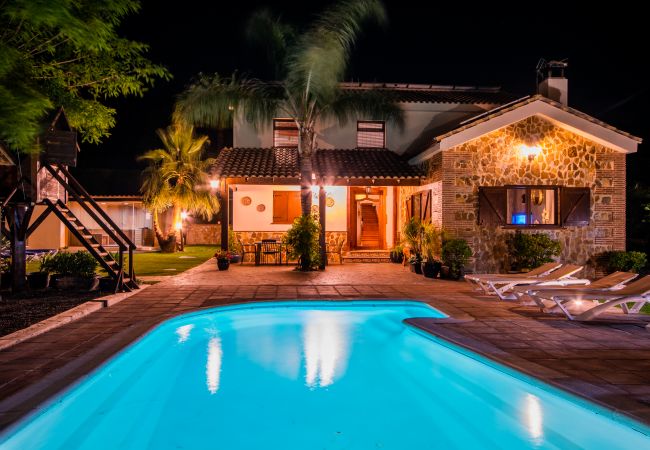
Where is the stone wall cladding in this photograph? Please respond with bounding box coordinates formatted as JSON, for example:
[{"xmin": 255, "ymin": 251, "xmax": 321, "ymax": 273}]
[
  {"xmin": 439, "ymin": 115, "xmax": 625, "ymax": 276},
  {"xmin": 234, "ymin": 230, "xmax": 347, "ymax": 263},
  {"xmin": 185, "ymin": 224, "xmax": 221, "ymax": 245}
]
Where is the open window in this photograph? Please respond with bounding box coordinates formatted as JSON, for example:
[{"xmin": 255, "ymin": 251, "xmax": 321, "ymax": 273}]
[
  {"xmin": 357, "ymin": 121, "xmax": 385, "ymax": 148},
  {"xmin": 478, "ymin": 186, "xmax": 589, "ymax": 227},
  {"xmin": 273, "ymin": 119, "xmax": 298, "ymax": 148},
  {"xmin": 272, "ymin": 191, "xmax": 301, "ymax": 224}
]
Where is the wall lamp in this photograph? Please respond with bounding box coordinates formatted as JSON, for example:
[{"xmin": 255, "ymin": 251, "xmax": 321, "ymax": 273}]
[{"xmin": 519, "ymin": 144, "xmax": 543, "ymax": 161}]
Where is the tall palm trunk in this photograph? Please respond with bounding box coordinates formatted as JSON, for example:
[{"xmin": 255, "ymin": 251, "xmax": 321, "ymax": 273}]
[
  {"xmin": 299, "ymin": 126, "xmax": 315, "ymax": 216},
  {"xmin": 153, "ymin": 209, "xmax": 177, "ymax": 253}
]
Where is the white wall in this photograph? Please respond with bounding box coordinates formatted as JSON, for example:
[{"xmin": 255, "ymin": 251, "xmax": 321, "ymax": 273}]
[
  {"xmin": 27, "ymin": 205, "xmax": 66, "ymax": 249},
  {"xmin": 233, "ymin": 103, "xmax": 491, "ymax": 154},
  {"xmin": 232, "ymin": 184, "xmax": 347, "ymax": 232}
]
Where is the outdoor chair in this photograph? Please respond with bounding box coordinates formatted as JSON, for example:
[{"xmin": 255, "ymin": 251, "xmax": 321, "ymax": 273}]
[
  {"xmin": 325, "ymin": 237, "xmax": 346, "ymax": 264},
  {"xmin": 465, "ymin": 262, "xmax": 562, "ymax": 294},
  {"xmin": 260, "ymin": 239, "xmax": 283, "ymax": 265},
  {"xmin": 238, "ymin": 239, "xmax": 257, "ymax": 264},
  {"xmin": 483, "ymin": 264, "xmax": 586, "ymax": 301},
  {"xmin": 526, "ymin": 275, "xmax": 650, "ymax": 321},
  {"xmin": 516, "ymin": 271, "xmax": 638, "ymax": 308}
]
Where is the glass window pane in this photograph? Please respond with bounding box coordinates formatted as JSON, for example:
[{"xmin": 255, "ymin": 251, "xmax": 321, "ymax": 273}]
[
  {"xmin": 530, "ymin": 189, "xmax": 556, "ymax": 225},
  {"xmin": 507, "ymin": 188, "xmax": 527, "ymax": 224}
]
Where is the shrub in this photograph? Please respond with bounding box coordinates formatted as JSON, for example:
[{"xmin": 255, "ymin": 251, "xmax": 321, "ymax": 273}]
[
  {"xmin": 507, "ymin": 231, "xmax": 561, "ymax": 270},
  {"xmin": 40, "ymin": 251, "xmax": 98, "ymax": 278},
  {"xmin": 442, "ymin": 239, "xmax": 472, "ymax": 275},
  {"xmin": 283, "ymin": 214, "xmax": 321, "ymax": 271},
  {"xmin": 401, "ymin": 217, "xmax": 422, "ymax": 257},
  {"xmin": 214, "ymin": 250, "xmax": 232, "ymax": 261},
  {"xmin": 0, "ymin": 257, "xmax": 10, "ymax": 273},
  {"xmin": 421, "ymin": 222, "xmax": 442, "ymax": 262},
  {"xmin": 228, "ymin": 227, "xmax": 239, "ymax": 254},
  {"xmin": 606, "ymin": 251, "xmax": 647, "ymax": 274}
]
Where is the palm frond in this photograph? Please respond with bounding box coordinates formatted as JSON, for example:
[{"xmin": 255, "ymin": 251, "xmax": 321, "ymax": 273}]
[
  {"xmin": 246, "ymin": 9, "xmax": 296, "ymax": 78},
  {"xmin": 324, "ymin": 89, "xmax": 404, "ymax": 130},
  {"xmin": 286, "ymin": 0, "xmax": 386, "ymax": 103},
  {"xmin": 174, "ymin": 73, "xmax": 283, "ymax": 130}
]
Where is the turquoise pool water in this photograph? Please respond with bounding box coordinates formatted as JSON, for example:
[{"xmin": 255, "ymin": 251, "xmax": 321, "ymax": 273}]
[{"xmin": 1, "ymin": 301, "xmax": 649, "ymax": 449}]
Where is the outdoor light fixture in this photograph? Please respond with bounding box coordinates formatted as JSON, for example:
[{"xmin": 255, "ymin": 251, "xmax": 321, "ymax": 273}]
[
  {"xmin": 175, "ymin": 221, "xmax": 183, "ymax": 230},
  {"xmin": 519, "ymin": 144, "xmax": 543, "ymax": 161},
  {"xmin": 365, "ymin": 186, "xmax": 371, "ymax": 195},
  {"xmin": 180, "ymin": 211, "xmax": 188, "ymax": 220},
  {"xmin": 209, "ymin": 179, "xmax": 219, "ymax": 189}
]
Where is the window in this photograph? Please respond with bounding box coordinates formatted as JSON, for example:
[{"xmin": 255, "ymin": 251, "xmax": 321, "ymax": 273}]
[
  {"xmin": 479, "ymin": 186, "xmax": 589, "ymax": 227},
  {"xmin": 272, "ymin": 191, "xmax": 301, "ymax": 224},
  {"xmin": 357, "ymin": 121, "xmax": 385, "ymax": 148},
  {"xmin": 407, "ymin": 190, "xmax": 431, "ymax": 222},
  {"xmin": 273, "ymin": 119, "xmax": 298, "ymax": 147}
]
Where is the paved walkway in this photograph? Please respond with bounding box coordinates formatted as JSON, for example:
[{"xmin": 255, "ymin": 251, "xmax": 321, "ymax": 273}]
[{"xmin": 1, "ymin": 262, "xmax": 650, "ymax": 431}]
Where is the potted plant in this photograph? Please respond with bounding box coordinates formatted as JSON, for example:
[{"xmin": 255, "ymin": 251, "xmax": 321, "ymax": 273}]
[
  {"xmin": 420, "ymin": 222, "xmax": 442, "ymax": 278},
  {"xmin": 402, "ymin": 217, "xmax": 423, "ymax": 274},
  {"xmin": 390, "ymin": 245, "xmax": 404, "ymax": 263},
  {"xmin": 283, "ymin": 214, "xmax": 321, "ymax": 271},
  {"xmin": 214, "ymin": 250, "xmax": 231, "ymax": 271},
  {"xmin": 227, "ymin": 227, "xmax": 241, "ymax": 263},
  {"xmin": 42, "ymin": 251, "xmax": 99, "ymax": 290},
  {"xmin": 27, "ymin": 254, "xmax": 52, "ymax": 290},
  {"xmin": 442, "ymin": 238, "xmax": 472, "ymax": 280},
  {"xmin": 0, "ymin": 257, "xmax": 11, "ymax": 290}
]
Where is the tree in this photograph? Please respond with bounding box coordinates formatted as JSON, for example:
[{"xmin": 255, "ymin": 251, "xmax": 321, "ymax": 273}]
[
  {"xmin": 139, "ymin": 124, "xmax": 220, "ymax": 252},
  {"xmin": 174, "ymin": 0, "xmax": 403, "ymax": 217},
  {"xmin": 0, "ymin": 0, "xmax": 171, "ymax": 153}
]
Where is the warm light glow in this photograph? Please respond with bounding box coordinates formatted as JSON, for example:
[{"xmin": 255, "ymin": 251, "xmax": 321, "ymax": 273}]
[
  {"xmin": 519, "ymin": 144, "xmax": 543, "ymax": 161},
  {"xmin": 180, "ymin": 211, "xmax": 188, "ymax": 220},
  {"xmin": 209, "ymin": 179, "xmax": 219, "ymax": 189},
  {"xmin": 575, "ymin": 300, "xmax": 583, "ymax": 306},
  {"xmin": 524, "ymin": 394, "xmax": 544, "ymax": 440},
  {"xmin": 175, "ymin": 324, "xmax": 194, "ymax": 343},
  {"xmin": 303, "ymin": 312, "xmax": 350, "ymax": 388},
  {"xmin": 206, "ymin": 336, "xmax": 223, "ymax": 394},
  {"xmin": 174, "ymin": 221, "xmax": 183, "ymax": 230}
]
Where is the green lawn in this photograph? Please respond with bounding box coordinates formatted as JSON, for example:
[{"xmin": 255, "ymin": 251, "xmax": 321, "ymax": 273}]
[
  {"xmin": 27, "ymin": 245, "xmax": 218, "ymax": 277},
  {"xmin": 130, "ymin": 245, "xmax": 218, "ymax": 277}
]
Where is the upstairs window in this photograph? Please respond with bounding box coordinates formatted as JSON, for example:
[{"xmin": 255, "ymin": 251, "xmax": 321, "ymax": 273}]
[
  {"xmin": 478, "ymin": 186, "xmax": 589, "ymax": 227},
  {"xmin": 357, "ymin": 121, "xmax": 385, "ymax": 148},
  {"xmin": 273, "ymin": 119, "xmax": 298, "ymax": 148}
]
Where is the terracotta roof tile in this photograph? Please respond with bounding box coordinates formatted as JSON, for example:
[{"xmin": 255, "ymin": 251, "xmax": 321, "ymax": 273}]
[{"xmin": 212, "ymin": 147, "xmax": 300, "ymax": 178}]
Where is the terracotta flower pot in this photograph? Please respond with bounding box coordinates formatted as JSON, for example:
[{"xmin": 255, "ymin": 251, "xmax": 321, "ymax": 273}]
[
  {"xmin": 217, "ymin": 259, "xmax": 230, "ymax": 271},
  {"xmin": 27, "ymin": 272, "xmax": 50, "ymax": 290}
]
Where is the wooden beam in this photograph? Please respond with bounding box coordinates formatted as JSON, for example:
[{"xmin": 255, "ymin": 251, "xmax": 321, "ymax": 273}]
[{"xmin": 319, "ymin": 185, "xmax": 326, "ymax": 269}]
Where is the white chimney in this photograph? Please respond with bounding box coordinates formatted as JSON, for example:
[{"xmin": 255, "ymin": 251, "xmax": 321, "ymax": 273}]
[{"xmin": 537, "ymin": 59, "xmax": 568, "ymax": 105}]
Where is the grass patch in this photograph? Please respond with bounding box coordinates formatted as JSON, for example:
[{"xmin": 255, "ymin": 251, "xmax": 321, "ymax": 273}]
[{"xmin": 131, "ymin": 245, "xmax": 217, "ymax": 277}]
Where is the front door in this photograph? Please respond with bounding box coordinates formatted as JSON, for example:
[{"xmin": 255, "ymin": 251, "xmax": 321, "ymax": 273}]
[{"xmin": 348, "ymin": 187, "xmax": 386, "ymax": 250}]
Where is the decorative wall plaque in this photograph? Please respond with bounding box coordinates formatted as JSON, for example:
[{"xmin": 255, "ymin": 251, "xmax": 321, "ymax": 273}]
[
  {"xmin": 241, "ymin": 196, "xmax": 252, "ymax": 206},
  {"xmin": 257, "ymin": 204, "xmax": 266, "ymax": 212},
  {"xmin": 326, "ymin": 196, "xmax": 335, "ymax": 207}
]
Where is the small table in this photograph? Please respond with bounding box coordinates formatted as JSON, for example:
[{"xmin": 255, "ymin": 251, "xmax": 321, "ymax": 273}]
[{"xmin": 254, "ymin": 241, "xmax": 286, "ymax": 266}]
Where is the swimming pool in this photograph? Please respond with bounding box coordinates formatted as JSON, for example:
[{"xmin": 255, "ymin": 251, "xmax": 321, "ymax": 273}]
[{"xmin": 1, "ymin": 301, "xmax": 649, "ymax": 449}]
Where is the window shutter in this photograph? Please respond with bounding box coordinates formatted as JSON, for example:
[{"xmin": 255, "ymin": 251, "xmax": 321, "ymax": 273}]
[
  {"xmin": 273, "ymin": 192, "xmax": 288, "ymax": 223},
  {"xmin": 422, "ymin": 190, "xmax": 431, "ymax": 222},
  {"xmin": 561, "ymin": 187, "xmax": 590, "ymax": 226},
  {"xmin": 288, "ymin": 191, "xmax": 301, "ymax": 222},
  {"xmin": 478, "ymin": 187, "xmax": 506, "ymax": 225}
]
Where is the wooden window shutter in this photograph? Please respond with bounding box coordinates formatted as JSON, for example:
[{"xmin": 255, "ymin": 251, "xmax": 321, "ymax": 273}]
[
  {"xmin": 421, "ymin": 190, "xmax": 431, "ymax": 222},
  {"xmin": 273, "ymin": 191, "xmax": 288, "ymax": 223},
  {"xmin": 478, "ymin": 187, "xmax": 506, "ymax": 225},
  {"xmin": 561, "ymin": 187, "xmax": 590, "ymax": 226},
  {"xmin": 287, "ymin": 191, "xmax": 301, "ymax": 223}
]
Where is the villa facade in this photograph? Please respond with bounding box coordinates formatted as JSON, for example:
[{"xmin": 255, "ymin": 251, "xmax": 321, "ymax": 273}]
[{"xmin": 215, "ymin": 71, "xmax": 641, "ymax": 274}]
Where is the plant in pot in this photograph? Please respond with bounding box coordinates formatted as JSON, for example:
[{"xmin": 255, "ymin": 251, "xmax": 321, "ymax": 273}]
[
  {"xmin": 283, "ymin": 214, "xmax": 321, "ymax": 271},
  {"xmin": 389, "ymin": 245, "xmax": 404, "ymax": 263},
  {"xmin": 0, "ymin": 257, "xmax": 11, "ymax": 290},
  {"xmin": 507, "ymin": 231, "xmax": 561, "ymax": 272},
  {"xmin": 27, "ymin": 254, "xmax": 52, "ymax": 290},
  {"xmin": 214, "ymin": 250, "xmax": 232, "ymax": 271},
  {"xmin": 420, "ymin": 223, "xmax": 442, "ymax": 278},
  {"xmin": 402, "ymin": 217, "xmax": 423, "ymax": 274},
  {"xmin": 42, "ymin": 251, "xmax": 99, "ymax": 290},
  {"xmin": 442, "ymin": 239, "xmax": 472, "ymax": 280},
  {"xmin": 227, "ymin": 228, "xmax": 241, "ymax": 263}
]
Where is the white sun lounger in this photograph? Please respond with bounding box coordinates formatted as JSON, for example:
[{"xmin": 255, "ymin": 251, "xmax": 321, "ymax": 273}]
[
  {"xmin": 484, "ymin": 264, "xmax": 586, "ymax": 301},
  {"xmin": 465, "ymin": 262, "xmax": 562, "ymax": 294},
  {"xmin": 536, "ymin": 275, "xmax": 650, "ymax": 321},
  {"xmin": 522, "ymin": 271, "xmax": 638, "ymax": 311}
]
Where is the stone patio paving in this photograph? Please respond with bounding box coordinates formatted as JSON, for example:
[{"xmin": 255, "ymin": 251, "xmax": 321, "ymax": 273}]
[{"xmin": 1, "ymin": 261, "xmax": 650, "ymax": 431}]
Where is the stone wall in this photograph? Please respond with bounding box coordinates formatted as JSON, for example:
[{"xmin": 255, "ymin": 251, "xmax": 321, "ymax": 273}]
[
  {"xmin": 185, "ymin": 224, "xmax": 221, "ymax": 245},
  {"xmin": 439, "ymin": 115, "xmax": 625, "ymax": 276},
  {"xmin": 234, "ymin": 230, "xmax": 348, "ymax": 263}
]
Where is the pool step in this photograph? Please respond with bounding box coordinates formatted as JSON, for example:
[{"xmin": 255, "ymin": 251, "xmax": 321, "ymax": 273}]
[{"xmin": 342, "ymin": 250, "xmax": 390, "ymax": 263}]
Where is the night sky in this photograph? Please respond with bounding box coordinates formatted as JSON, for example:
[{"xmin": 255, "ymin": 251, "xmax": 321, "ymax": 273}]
[{"xmin": 77, "ymin": 0, "xmax": 648, "ymax": 185}]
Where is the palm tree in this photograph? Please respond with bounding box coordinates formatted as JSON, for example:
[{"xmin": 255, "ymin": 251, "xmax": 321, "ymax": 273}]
[
  {"xmin": 174, "ymin": 0, "xmax": 403, "ymax": 215},
  {"xmin": 139, "ymin": 123, "xmax": 220, "ymax": 252}
]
